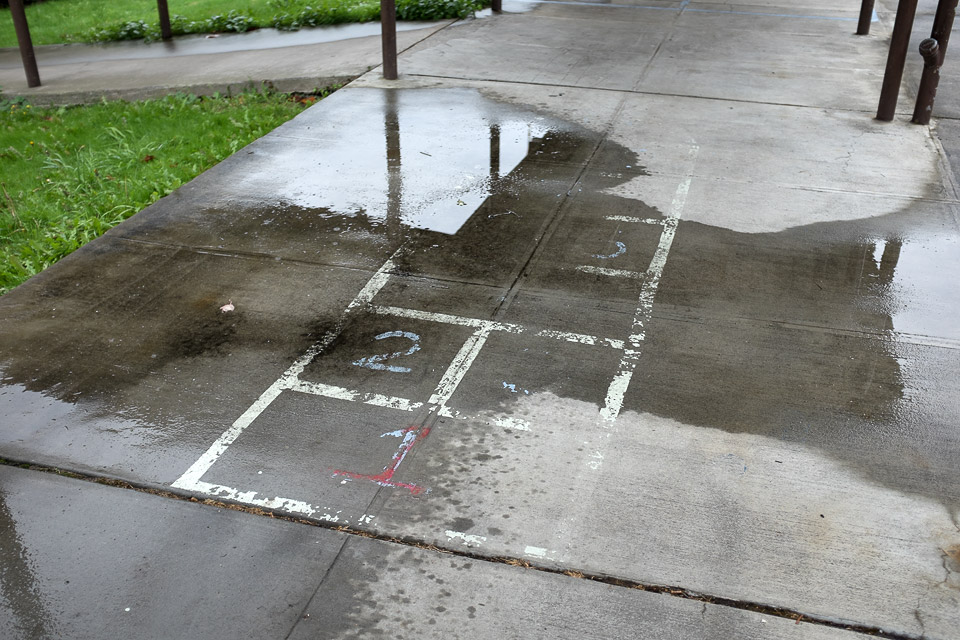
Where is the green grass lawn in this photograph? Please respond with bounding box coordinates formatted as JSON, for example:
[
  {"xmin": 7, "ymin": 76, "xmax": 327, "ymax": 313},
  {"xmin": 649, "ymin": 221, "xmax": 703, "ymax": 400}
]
[
  {"xmin": 0, "ymin": 89, "xmax": 324, "ymax": 295},
  {"xmin": 0, "ymin": 0, "xmax": 480, "ymax": 46}
]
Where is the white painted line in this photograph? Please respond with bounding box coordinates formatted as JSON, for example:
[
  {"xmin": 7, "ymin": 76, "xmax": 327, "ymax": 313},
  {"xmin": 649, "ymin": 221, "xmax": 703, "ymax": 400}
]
[
  {"xmin": 604, "ymin": 215, "xmax": 665, "ymax": 225},
  {"xmin": 534, "ymin": 328, "xmax": 625, "ymax": 350},
  {"xmin": 524, "ymin": 545, "xmax": 548, "ymax": 558},
  {"xmin": 183, "ymin": 480, "xmax": 347, "ymax": 521},
  {"xmin": 375, "ymin": 305, "xmax": 626, "ymax": 350},
  {"xmin": 437, "ymin": 406, "xmax": 533, "ymax": 431},
  {"xmin": 173, "ymin": 248, "xmax": 404, "ymax": 492},
  {"xmin": 288, "ymin": 379, "xmax": 423, "ymax": 412},
  {"xmin": 371, "ymin": 304, "xmax": 488, "ymax": 328},
  {"xmin": 493, "ymin": 416, "xmax": 532, "ymax": 431},
  {"xmin": 172, "ymin": 384, "xmax": 286, "ymax": 490},
  {"xmin": 601, "ymin": 144, "xmax": 699, "ymax": 423},
  {"xmin": 599, "ymin": 369, "xmax": 634, "ymax": 423},
  {"xmin": 428, "ymin": 326, "xmax": 493, "ymax": 408},
  {"xmin": 575, "ymin": 265, "xmax": 647, "ymax": 280},
  {"xmin": 445, "ymin": 530, "xmax": 487, "ymax": 547},
  {"xmin": 346, "ymin": 255, "xmax": 400, "ymax": 311},
  {"xmin": 171, "ymin": 327, "xmax": 341, "ymax": 490}
]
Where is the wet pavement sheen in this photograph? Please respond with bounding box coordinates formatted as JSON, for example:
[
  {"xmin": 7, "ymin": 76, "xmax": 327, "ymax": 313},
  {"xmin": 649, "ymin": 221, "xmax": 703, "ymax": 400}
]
[{"xmin": 3, "ymin": 1, "xmax": 960, "ymax": 637}]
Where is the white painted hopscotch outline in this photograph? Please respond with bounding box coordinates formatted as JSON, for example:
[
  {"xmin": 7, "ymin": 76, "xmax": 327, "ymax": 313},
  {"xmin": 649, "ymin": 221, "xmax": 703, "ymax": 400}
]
[
  {"xmin": 172, "ymin": 143, "xmax": 700, "ymax": 521},
  {"xmin": 600, "ymin": 145, "xmax": 700, "ymax": 421}
]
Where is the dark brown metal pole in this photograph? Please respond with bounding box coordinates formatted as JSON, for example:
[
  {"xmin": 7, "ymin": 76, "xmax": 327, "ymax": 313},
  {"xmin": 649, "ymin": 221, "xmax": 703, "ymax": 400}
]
[
  {"xmin": 493, "ymin": 0, "xmax": 503, "ymax": 12},
  {"xmin": 8, "ymin": 0, "xmax": 40, "ymax": 88},
  {"xmin": 911, "ymin": 0, "xmax": 959, "ymax": 124},
  {"xmin": 157, "ymin": 0, "xmax": 173, "ymax": 40},
  {"xmin": 877, "ymin": 0, "xmax": 920, "ymax": 121},
  {"xmin": 913, "ymin": 39, "xmax": 942, "ymax": 123},
  {"xmin": 857, "ymin": 0, "xmax": 876, "ymax": 35},
  {"xmin": 930, "ymin": 0, "xmax": 959, "ymax": 63},
  {"xmin": 381, "ymin": 0, "xmax": 398, "ymax": 80}
]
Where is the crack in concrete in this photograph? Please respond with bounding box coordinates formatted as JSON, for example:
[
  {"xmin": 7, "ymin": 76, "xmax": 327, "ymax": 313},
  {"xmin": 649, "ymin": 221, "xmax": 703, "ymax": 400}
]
[
  {"xmin": 404, "ymin": 72, "xmax": 888, "ymax": 115},
  {"xmin": 0, "ymin": 457, "xmax": 927, "ymax": 639},
  {"xmin": 912, "ymin": 607, "xmax": 927, "ymax": 640}
]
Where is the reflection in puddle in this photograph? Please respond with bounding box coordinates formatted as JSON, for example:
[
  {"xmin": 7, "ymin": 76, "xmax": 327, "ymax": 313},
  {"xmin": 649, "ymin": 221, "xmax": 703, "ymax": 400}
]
[
  {"xmin": 884, "ymin": 234, "xmax": 960, "ymax": 340},
  {"xmin": 0, "ymin": 487, "xmax": 53, "ymax": 638},
  {"xmin": 237, "ymin": 89, "xmax": 554, "ymax": 235},
  {"xmin": 0, "ymin": 86, "xmax": 957, "ymax": 514}
]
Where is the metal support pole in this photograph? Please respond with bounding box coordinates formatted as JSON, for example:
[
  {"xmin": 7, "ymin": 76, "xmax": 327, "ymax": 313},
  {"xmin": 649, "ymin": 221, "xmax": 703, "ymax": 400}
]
[
  {"xmin": 930, "ymin": 0, "xmax": 959, "ymax": 63},
  {"xmin": 912, "ymin": 0, "xmax": 959, "ymax": 124},
  {"xmin": 157, "ymin": 0, "xmax": 172, "ymax": 41},
  {"xmin": 381, "ymin": 0, "xmax": 398, "ymax": 80},
  {"xmin": 493, "ymin": 0, "xmax": 503, "ymax": 12},
  {"xmin": 858, "ymin": 0, "xmax": 876, "ymax": 35},
  {"xmin": 913, "ymin": 39, "xmax": 942, "ymax": 123},
  {"xmin": 9, "ymin": 0, "xmax": 41, "ymax": 88},
  {"xmin": 877, "ymin": 0, "xmax": 920, "ymax": 121}
]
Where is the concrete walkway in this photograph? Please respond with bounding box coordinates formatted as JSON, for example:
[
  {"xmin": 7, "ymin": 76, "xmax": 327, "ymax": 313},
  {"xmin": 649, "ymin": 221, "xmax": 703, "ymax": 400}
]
[
  {"xmin": 0, "ymin": 18, "xmax": 453, "ymax": 103},
  {"xmin": 2, "ymin": 1, "xmax": 960, "ymax": 639}
]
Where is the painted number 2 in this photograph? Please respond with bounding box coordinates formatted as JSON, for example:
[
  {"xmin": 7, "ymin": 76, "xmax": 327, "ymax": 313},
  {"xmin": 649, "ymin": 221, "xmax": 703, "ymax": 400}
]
[{"xmin": 352, "ymin": 331, "xmax": 421, "ymax": 373}]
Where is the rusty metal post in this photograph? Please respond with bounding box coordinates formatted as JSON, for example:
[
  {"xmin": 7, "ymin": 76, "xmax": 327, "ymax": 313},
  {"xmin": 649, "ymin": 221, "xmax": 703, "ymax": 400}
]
[
  {"xmin": 877, "ymin": 0, "xmax": 920, "ymax": 121},
  {"xmin": 157, "ymin": 0, "xmax": 173, "ymax": 40},
  {"xmin": 913, "ymin": 39, "xmax": 942, "ymax": 123},
  {"xmin": 493, "ymin": 0, "xmax": 503, "ymax": 12},
  {"xmin": 912, "ymin": 0, "xmax": 959, "ymax": 124},
  {"xmin": 381, "ymin": 0, "xmax": 398, "ymax": 80},
  {"xmin": 8, "ymin": 0, "xmax": 41, "ymax": 88},
  {"xmin": 930, "ymin": 0, "xmax": 960, "ymax": 63},
  {"xmin": 858, "ymin": 0, "xmax": 876, "ymax": 35}
]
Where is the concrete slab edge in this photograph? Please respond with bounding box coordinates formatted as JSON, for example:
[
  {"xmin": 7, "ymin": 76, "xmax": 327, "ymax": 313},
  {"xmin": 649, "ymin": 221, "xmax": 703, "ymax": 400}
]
[
  {"xmin": 0, "ymin": 455, "xmax": 926, "ymax": 640},
  {"xmin": 0, "ymin": 74, "xmax": 360, "ymax": 106}
]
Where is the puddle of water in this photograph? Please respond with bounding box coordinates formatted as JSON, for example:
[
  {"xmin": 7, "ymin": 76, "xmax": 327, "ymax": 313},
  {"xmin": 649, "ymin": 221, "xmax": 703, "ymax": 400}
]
[
  {"xmin": 231, "ymin": 89, "xmax": 565, "ymax": 235},
  {"xmin": 1, "ymin": 85, "xmax": 958, "ymax": 514}
]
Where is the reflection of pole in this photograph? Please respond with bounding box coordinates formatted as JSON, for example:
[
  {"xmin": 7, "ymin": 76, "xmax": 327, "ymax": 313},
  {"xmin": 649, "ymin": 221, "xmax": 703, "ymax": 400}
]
[
  {"xmin": 157, "ymin": 0, "xmax": 173, "ymax": 41},
  {"xmin": 877, "ymin": 0, "xmax": 919, "ymax": 121},
  {"xmin": 385, "ymin": 91, "xmax": 402, "ymax": 240},
  {"xmin": 489, "ymin": 125, "xmax": 501, "ymax": 182},
  {"xmin": 0, "ymin": 490, "xmax": 50, "ymax": 637},
  {"xmin": 381, "ymin": 0, "xmax": 398, "ymax": 80},
  {"xmin": 9, "ymin": 0, "xmax": 41, "ymax": 88},
  {"xmin": 878, "ymin": 238, "xmax": 902, "ymax": 284}
]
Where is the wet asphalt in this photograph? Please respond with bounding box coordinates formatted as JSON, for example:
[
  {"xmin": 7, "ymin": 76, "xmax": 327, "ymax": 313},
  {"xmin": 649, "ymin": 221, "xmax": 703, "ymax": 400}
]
[{"xmin": 2, "ymin": 1, "xmax": 960, "ymax": 638}]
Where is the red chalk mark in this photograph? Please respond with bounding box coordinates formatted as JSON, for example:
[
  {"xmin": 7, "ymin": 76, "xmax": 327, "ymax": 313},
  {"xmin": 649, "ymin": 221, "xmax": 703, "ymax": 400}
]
[{"xmin": 332, "ymin": 425, "xmax": 431, "ymax": 495}]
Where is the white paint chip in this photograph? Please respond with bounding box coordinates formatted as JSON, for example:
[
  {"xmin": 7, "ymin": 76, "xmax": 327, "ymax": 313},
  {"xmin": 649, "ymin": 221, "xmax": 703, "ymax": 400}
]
[{"xmin": 445, "ymin": 530, "xmax": 487, "ymax": 547}]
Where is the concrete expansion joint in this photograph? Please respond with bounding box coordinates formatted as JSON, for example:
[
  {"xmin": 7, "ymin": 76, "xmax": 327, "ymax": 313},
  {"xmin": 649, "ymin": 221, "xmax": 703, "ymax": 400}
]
[
  {"xmin": 0, "ymin": 456, "xmax": 929, "ymax": 640},
  {"xmin": 403, "ymin": 72, "xmax": 898, "ymax": 117}
]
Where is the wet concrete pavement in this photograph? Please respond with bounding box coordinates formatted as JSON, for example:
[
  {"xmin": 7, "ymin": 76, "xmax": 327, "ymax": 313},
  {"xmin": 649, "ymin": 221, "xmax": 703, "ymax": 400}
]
[
  {"xmin": 3, "ymin": 1, "xmax": 960, "ymax": 638},
  {"xmin": 0, "ymin": 20, "xmax": 452, "ymax": 103}
]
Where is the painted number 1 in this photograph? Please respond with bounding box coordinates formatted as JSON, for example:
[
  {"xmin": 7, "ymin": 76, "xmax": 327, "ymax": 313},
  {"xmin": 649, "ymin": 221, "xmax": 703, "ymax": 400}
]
[{"xmin": 352, "ymin": 331, "xmax": 422, "ymax": 373}]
